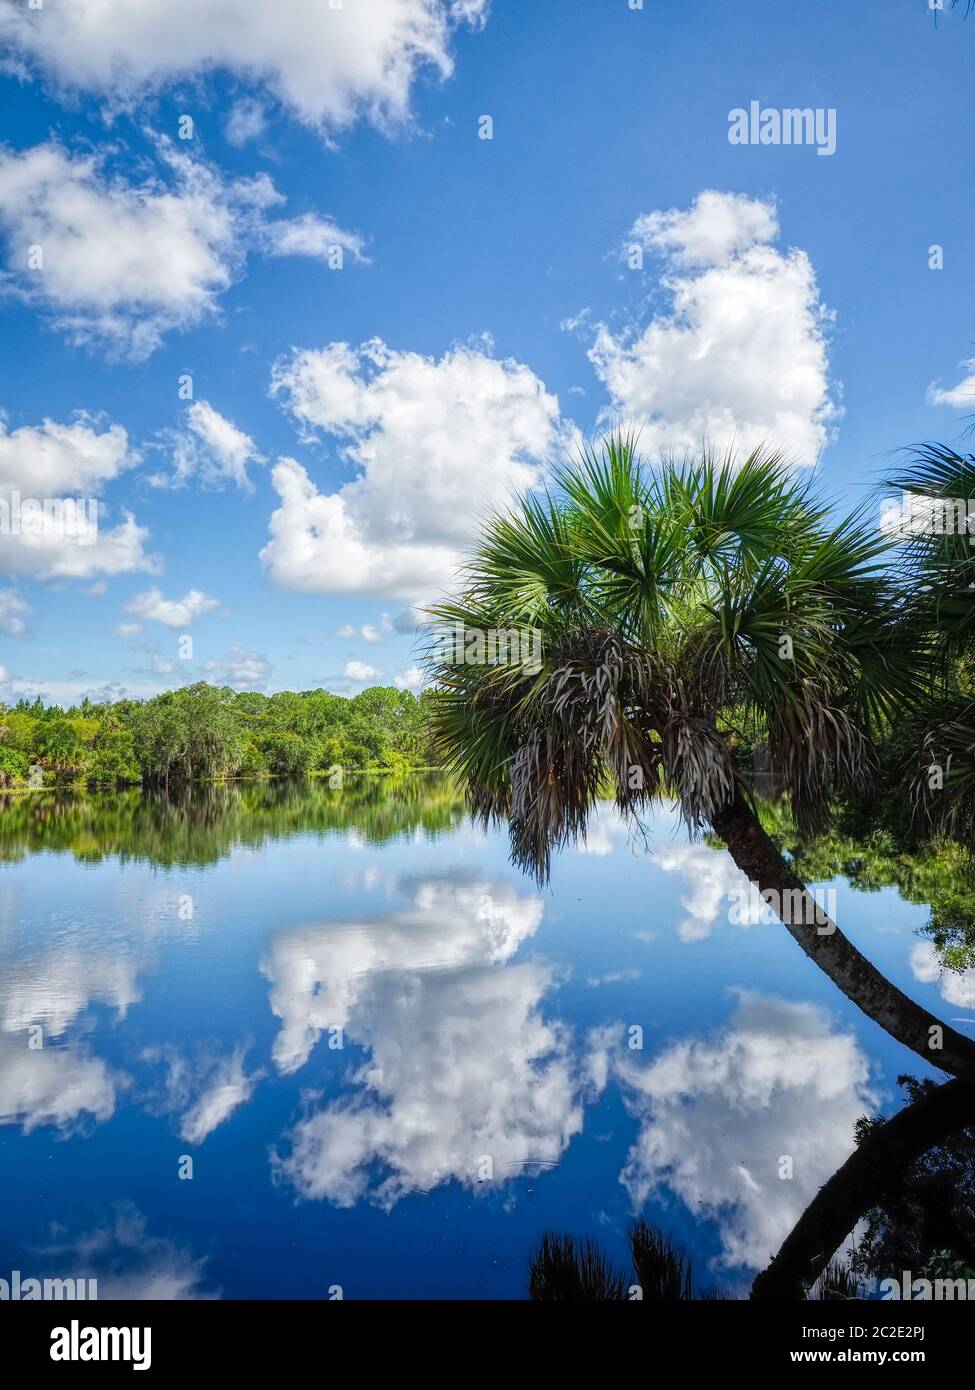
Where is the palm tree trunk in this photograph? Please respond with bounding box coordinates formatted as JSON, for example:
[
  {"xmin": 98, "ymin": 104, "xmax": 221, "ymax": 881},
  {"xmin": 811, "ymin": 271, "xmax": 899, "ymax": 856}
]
[
  {"xmin": 751, "ymin": 1078, "xmax": 975, "ymax": 1299},
  {"xmin": 710, "ymin": 789, "xmax": 975, "ymax": 1084}
]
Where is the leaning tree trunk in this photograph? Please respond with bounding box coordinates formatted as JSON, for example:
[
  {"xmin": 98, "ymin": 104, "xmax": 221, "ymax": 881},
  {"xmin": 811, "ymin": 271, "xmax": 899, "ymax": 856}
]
[
  {"xmin": 751, "ymin": 1078, "xmax": 975, "ymax": 1299},
  {"xmin": 710, "ymin": 789, "xmax": 975, "ymax": 1084}
]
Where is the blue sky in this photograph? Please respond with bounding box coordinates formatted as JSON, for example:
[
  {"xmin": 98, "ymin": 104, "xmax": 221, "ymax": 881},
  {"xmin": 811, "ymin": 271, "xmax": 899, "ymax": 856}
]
[{"xmin": 0, "ymin": 0, "xmax": 972, "ymax": 705}]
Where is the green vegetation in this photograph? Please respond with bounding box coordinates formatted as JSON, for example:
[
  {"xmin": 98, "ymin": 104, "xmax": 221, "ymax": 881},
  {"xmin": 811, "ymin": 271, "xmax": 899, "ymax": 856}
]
[
  {"xmin": 0, "ymin": 682, "xmax": 438, "ymax": 790},
  {"xmin": 426, "ymin": 431, "xmax": 975, "ymax": 1086},
  {"xmin": 0, "ymin": 773, "xmax": 464, "ymax": 867},
  {"xmin": 851, "ymin": 1076, "xmax": 975, "ymax": 1283}
]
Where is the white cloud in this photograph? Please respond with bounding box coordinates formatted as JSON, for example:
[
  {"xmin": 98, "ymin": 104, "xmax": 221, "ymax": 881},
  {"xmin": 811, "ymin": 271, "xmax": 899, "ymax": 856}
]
[
  {"xmin": 37, "ymin": 1205, "xmax": 218, "ymax": 1300},
  {"xmin": 0, "ymin": 509, "xmax": 157, "ymax": 583},
  {"xmin": 335, "ymin": 613, "xmax": 392, "ymax": 643},
  {"xmin": 0, "ymin": 588, "xmax": 30, "ymax": 637},
  {"xmin": 145, "ymin": 1043, "xmax": 263, "ymax": 1146},
  {"xmin": 393, "ymin": 665, "xmax": 424, "ymax": 691},
  {"xmin": 910, "ymin": 941, "xmax": 975, "ymax": 1009},
  {"xmin": 360, "ymin": 620, "xmax": 389, "ymax": 642},
  {"xmin": 262, "ymin": 871, "xmax": 544, "ymax": 1074},
  {"xmin": 0, "ymin": 1035, "xmax": 120, "ymax": 1135},
  {"xmin": 0, "ymin": 413, "xmax": 150, "ymax": 580},
  {"xmin": 0, "ymin": 141, "xmax": 364, "ymax": 358},
  {"xmin": 344, "ymin": 659, "xmax": 383, "ymax": 682},
  {"xmin": 626, "ymin": 190, "xmax": 780, "ymax": 269},
  {"xmin": 0, "ymin": 0, "xmax": 488, "ymax": 137},
  {"xmin": 125, "ymin": 587, "xmax": 220, "ymax": 629},
  {"xmin": 393, "ymin": 607, "xmax": 426, "ymax": 634},
  {"xmin": 263, "ymin": 213, "xmax": 367, "ymax": 266},
  {"xmin": 0, "ymin": 414, "xmax": 133, "ymax": 494},
  {"xmin": 161, "ymin": 401, "xmax": 264, "ymax": 492},
  {"xmin": 263, "ymin": 339, "xmax": 568, "ymax": 602},
  {"xmin": 178, "ymin": 1048, "xmax": 260, "ymax": 1145},
  {"xmin": 226, "ymin": 97, "xmax": 268, "ymax": 147},
  {"xmin": 1, "ymin": 948, "xmax": 141, "ymax": 1039},
  {"xmin": 927, "ymin": 358, "xmax": 975, "ymax": 410},
  {"xmin": 604, "ymin": 991, "xmax": 877, "ymax": 1271},
  {"xmin": 265, "ymin": 872, "xmax": 588, "ymax": 1207},
  {"xmin": 0, "ymin": 675, "xmax": 170, "ymax": 705},
  {"xmin": 655, "ymin": 842, "xmax": 755, "ymax": 942},
  {"xmin": 591, "ymin": 191, "xmax": 837, "ymax": 465},
  {"xmin": 0, "ymin": 142, "xmax": 237, "ymax": 358},
  {"xmin": 203, "ymin": 646, "xmax": 271, "ymax": 690}
]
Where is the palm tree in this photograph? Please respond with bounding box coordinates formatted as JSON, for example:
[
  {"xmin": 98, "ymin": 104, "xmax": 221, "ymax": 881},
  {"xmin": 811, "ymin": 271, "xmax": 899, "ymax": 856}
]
[
  {"xmin": 883, "ymin": 444, "xmax": 975, "ymax": 840},
  {"xmin": 753, "ymin": 1075, "xmax": 975, "ymax": 1299},
  {"xmin": 426, "ymin": 433, "xmax": 975, "ymax": 1081},
  {"xmin": 528, "ymin": 1221, "xmax": 704, "ymax": 1300}
]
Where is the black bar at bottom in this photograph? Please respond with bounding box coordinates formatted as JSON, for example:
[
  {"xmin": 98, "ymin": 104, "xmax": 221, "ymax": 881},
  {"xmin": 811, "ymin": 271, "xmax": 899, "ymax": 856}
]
[{"xmin": 1, "ymin": 1297, "xmax": 966, "ymax": 1374}]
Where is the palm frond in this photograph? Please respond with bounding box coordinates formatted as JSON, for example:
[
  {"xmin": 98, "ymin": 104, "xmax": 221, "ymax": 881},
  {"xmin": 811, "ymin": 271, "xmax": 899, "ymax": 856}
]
[{"xmin": 426, "ymin": 431, "xmax": 918, "ymax": 878}]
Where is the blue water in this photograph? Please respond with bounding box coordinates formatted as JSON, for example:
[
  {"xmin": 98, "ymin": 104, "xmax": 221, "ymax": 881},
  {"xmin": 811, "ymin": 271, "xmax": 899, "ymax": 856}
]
[{"xmin": 0, "ymin": 783, "xmax": 961, "ymax": 1299}]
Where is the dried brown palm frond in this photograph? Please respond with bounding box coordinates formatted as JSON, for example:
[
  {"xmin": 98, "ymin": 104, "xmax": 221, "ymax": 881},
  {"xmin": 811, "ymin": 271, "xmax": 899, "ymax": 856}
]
[
  {"xmin": 909, "ymin": 709, "xmax": 975, "ymax": 843},
  {"xmin": 766, "ymin": 679, "xmax": 876, "ymax": 835}
]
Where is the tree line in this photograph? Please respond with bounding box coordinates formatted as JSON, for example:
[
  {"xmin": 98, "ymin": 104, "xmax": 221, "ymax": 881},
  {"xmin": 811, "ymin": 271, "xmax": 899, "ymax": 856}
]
[{"xmin": 0, "ymin": 682, "xmax": 439, "ymax": 789}]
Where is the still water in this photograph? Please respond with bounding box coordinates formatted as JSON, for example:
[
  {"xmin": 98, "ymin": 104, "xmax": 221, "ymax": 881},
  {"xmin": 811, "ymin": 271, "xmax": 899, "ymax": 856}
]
[{"xmin": 0, "ymin": 776, "xmax": 962, "ymax": 1298}]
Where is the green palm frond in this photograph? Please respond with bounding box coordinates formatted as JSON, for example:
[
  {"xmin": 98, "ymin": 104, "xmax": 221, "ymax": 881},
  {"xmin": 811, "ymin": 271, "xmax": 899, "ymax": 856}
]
[{"xmin": 427, "ymin": 432, "xmax": 918, "ymax": 878}]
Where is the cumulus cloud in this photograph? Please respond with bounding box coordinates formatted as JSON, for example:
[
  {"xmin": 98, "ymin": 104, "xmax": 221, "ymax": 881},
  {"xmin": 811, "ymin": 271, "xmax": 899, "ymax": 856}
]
[
  {"xmin": 262, "ymin": 871, "xmax": 545, "ymax": 1074},
  {"xmin": 392, "ymin": 607, "xmax": 427, "ymax": 635},
  {"xmin": 276, "ymin": 961, "xmax": 584, "ymax": 1208},
  {"xmin": 0, "ymin": 509, "xmax": 157, "ymax": 583},
  {"xmin": 0, "ymin": 414, "xmax": 133, "ymax": 494},
  {"xmin": 910, "ymin": 941, "xmax": 975, "ymax": 1010},
  {"xmin": 203, "ymin": 646, "xmax": 271, "ymax": 690},
  {"xmin": 0, "ymin": 413, "xmax": 152, "ymax": 579},
  {"xmin": 0, "ymin": 142, "xmax": 238, "ymax": 358},
  {"xmin": 627, "ymin": 190, "xmax": 780, "ymax": 269},
  {"xmin": 125, "ymin": 587, "xmax": 220, "ymax": 629},
  {"xmin": 344, "ymin": 659, "xmax": 383, "ymax": 682},
  {"xmin": 654, "ymin": 842, "xmax": 756, "ymax": 943},
  {"xmin": 154, "ymin": 401, "xmax": 264, "ymax": 492},
  {"xmin": 0, "ymin": 0, "xmax": 487, "ymax": 137},
  {"xmin": 335, "ymin": 613, "xmax": 392, "ymax": 643},
  {"xmin": 0, "ymin": 1036, "xmax": 120, "ymax": 1135},
  {"xmin": 36, "ymin": 1204, "xmax": 218, "ymax": 1300},
  {"xmin": 0, "ymin": 674, "xmax": 169, "ymax": 705},
  {"xmin": 263, "ymin": 339, "xmax": 568, "ymax": 602},
  {"xmin": 600, "ymin": 991, "xmax": 877, "ymax": 1271},
  {"xmin": 266, "ymin": 872, "xmax": 589, "ymax": 1207},
  {"xmin": 0, "ymin": 948, "xmax": 141, "ymax": 1039},
  {"xmin": 575, "ymin": 809, "xmax": 833, "ymax": 943},
  {"xmin": 590, "ymin": 190, "xmax": 837, "ymax": 465},
  {"xmin": 263, "ymin": 213, "xmax": 367, "ymax": 266},
  {"xmin": 226, "ymin": 97, "xmax": 268, "ymax": 147},
  {"xmin": 927, "ymin": 358, "xmax": 975, "ymax": 410},
  {"xmin": 393, "ymin": 665, "xmax": 424, "ymax": 691},
  {"xmin": 0, "ymin": 588, "xmax": 30, "ymax": 636},
  {"xmin": 0, "ymin": 141, "xmax": 364, "ymax": 358}
]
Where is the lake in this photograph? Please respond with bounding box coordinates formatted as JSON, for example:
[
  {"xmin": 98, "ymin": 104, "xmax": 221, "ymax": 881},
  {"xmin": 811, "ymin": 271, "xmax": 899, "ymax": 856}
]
[{"xmin": 0, "ymin": 776, "xmax": 964, "ymax": 1299}]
